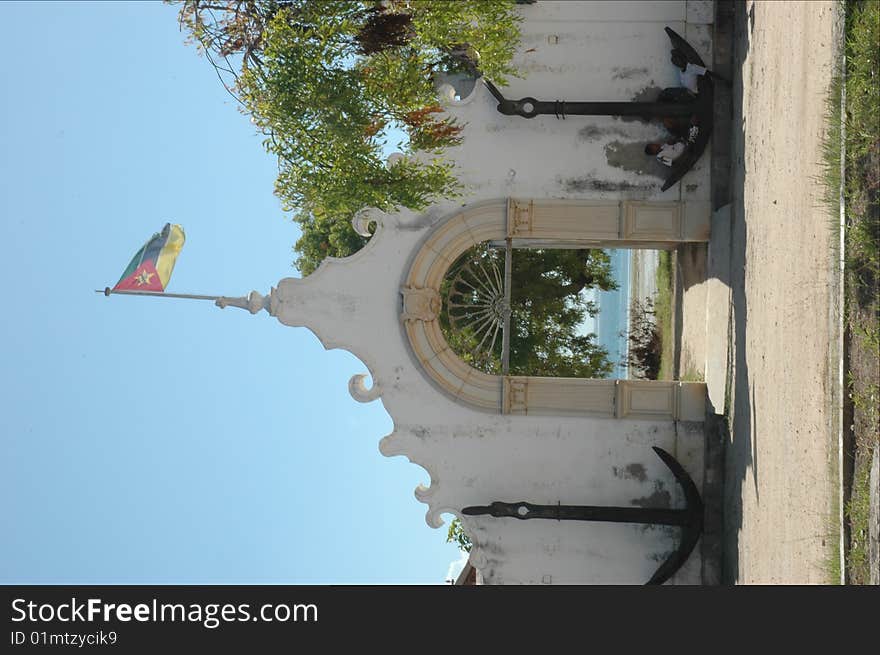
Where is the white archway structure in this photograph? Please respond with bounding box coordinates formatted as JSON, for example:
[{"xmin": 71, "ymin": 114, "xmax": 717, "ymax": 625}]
[
  {"xmin": 229, "ymin": 200, "xmax": 711, "ymax": 584},
  {"xmin": 402, "ymin": 198, "xmax": 707, "ymax": 420},
  {"xmin": 223, "ymin": 0, "xmax": 720, "ymax": 583}
]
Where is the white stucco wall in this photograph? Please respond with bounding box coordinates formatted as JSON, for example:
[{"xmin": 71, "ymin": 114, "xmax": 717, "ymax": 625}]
[
  {"xmin": 255, "ymin": 0, "xmax": 715, "ymax": 584},
  {"xmin": 264, "ymin": 206, "xmax": 705, "ymax": 584},
  {"xmin": 433, "ymin": 0, "xmax": 713, "ymax": 210}
]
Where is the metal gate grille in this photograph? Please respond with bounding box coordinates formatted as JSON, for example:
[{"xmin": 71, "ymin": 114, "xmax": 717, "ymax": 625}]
[{"xmin": 444, "ymin": 241, "xmax": 512, "ymax": 375}]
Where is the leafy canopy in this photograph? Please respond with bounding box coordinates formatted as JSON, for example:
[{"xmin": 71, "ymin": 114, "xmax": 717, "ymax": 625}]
[
  {"xmin": 180, "ymin": 1, "xmax": 617, "ymax": 378},
  {"xmin": 177, "ymin": 0, "xmax": 523, "ymax": 274}
]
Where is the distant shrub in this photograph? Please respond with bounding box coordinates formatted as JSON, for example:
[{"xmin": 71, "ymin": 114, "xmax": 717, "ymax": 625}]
[{"xmin": 626, "ymin": 297, "xmax": 661, "ymax": 380}]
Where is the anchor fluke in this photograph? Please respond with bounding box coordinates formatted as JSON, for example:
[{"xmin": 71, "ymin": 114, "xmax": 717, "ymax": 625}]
[{"xmin": 644, "ymin": 446, "xmax": 704, "ymax": 585}]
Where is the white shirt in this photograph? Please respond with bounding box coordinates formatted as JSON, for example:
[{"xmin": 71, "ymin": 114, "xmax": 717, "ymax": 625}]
[
  {"xmin": 656, "ymin": 141, "xmax": 686, "ymax": 166},
  {"xmin": 678, "ymin": 63, "xmax": 707, "ymax": 93}
]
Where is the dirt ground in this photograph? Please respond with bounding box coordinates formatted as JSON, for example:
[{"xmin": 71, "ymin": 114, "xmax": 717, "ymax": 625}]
[{"xmin": 723, "ymin": 0, "xmax": 842, "ymax": 583}]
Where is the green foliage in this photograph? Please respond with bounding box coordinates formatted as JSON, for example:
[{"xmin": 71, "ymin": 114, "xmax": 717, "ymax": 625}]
[
  {"xmin": 440, "ymin": 245, "xmax": 618, "ymax": 378},
  {"xmin": 845, "ymin": 0, "xmax": 880, "ymax": 164},
  {"xmin": 509, "ymin": 249, "xmax": 617, "ymax": 377},
  {"xmin": 821, "ymin": 0, "xmax": 880, "ymax": 585},
  {"xmin": 626, "ymin": 297, "xmax": 661, "ymax": 380},
  {"xmin": 446, "ymin": 517, "xmax": 472, "ymax": 553},
  {"xmin": 653, "ymin": 250, "xmax": 674, "ymax": 380},
  {"xmin": 176, "ymin": 0, "xmax": 523, "ymax": 274},
  {"xmin": 292, "ymin": 205, "xmax": 370, "ymax": 275},
  {"xmin": 844, "ymin": 454, "xmax": 874, "ymax": 584},
  {"xmin": 843, "ymin": 0, "xmax": 880, "ymax": 286}
]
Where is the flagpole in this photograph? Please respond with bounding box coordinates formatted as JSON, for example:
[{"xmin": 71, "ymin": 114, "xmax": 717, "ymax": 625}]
[
  {"xmin": 96, "ymin": 287, "xmax": 221, "ymax": 300},
  {"xmin": 96, "ymin": 287, "xmax": 271, "ymax": 314}
]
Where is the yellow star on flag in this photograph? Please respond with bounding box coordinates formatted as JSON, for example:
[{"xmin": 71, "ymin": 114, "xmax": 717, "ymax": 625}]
[{"xmin": 135, "ymin": 269, "xmax": 155, "ymax": 286}]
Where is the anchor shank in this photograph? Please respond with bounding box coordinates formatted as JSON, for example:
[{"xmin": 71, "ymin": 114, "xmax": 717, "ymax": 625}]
[
  {"xmin": 498, "ymin": 99, "xmax": 697, "ymax": 119},
  {"xmin": 464, "ymin": 501, "xmax": 696, "ymax": 527},
  {"xmin": 555, "ymin": 503, "xmax": 692, "ymax": 526}
]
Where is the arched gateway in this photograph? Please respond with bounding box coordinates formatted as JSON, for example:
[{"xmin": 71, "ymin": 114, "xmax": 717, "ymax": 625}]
[
  {"xmin": 402, "ymin": 199, "xmax": 707, "ymax": 420},
  {"xmin": 222, "ymin": 192, "xmax": 714, "ymax": 584}
]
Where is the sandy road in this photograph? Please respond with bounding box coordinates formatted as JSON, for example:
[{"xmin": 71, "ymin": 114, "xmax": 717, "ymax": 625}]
[{"xmin": 723, "ymin": 0, "xmax": 841, "ymax": 583}]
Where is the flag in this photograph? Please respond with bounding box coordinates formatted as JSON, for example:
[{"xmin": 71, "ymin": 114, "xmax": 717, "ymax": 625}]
[{"xmin": 113, "ymin": 223, "xmax": 185, "ymax": 292}]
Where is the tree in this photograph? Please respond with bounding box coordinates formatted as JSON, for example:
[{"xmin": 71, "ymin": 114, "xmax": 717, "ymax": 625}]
[
  {"xmin": 510, "ymin": 249, "xmax": 617, "ymax": 377},
  {"xmin": 441, "ymin": 245, "xmax": 618, "ymax": 378},
  {"xmin": 179, "ymin": 2, "xmax": 616, "ymax": 378},
  {"xmin": 176, "ymin": 0, "xmax": 523, "ymax": 274},
  {"xmin": 446, "ymin": 517, "xmax": 472, "ymax": 553}
]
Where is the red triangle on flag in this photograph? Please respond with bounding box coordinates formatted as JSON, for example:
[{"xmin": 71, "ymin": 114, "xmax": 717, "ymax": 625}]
[{"xmin": 113, "ymin": 260, "xmax": 164, "ymax": 292}]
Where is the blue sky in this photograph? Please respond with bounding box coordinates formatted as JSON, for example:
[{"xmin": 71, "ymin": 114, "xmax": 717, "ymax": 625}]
[{"xmin": 0, "ymin": 0, "xmax": 464, "ymax": 584}]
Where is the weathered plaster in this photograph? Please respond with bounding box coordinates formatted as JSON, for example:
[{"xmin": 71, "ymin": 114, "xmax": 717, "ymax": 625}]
[
  {"xmin": 604, "ymin": 140, "xmax": 670, "ymax": 177},
  {"xmin": 252, "ymin": 200, "xmax": 708, "ymax": 583}
]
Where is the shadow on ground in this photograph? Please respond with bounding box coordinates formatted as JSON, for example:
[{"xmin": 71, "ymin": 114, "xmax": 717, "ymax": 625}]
[
  {"xmin": 719, "ymin": 0, "xmax": 754, "ymax": 584},
  {"xmin": 662, "ymin": 0, "xmax": 753, "ymax": 584}
]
